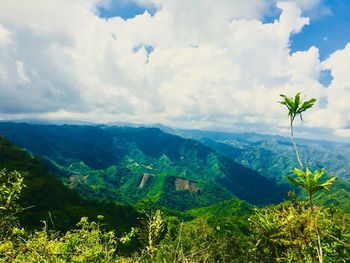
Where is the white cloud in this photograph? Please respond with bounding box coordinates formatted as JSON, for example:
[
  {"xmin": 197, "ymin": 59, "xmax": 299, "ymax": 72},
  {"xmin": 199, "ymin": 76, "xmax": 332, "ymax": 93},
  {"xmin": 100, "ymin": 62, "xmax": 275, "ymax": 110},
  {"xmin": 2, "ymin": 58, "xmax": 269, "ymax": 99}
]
[
  {"xmin": 0, "ymin": 24, "xmax": 12, "ymax": 45},
  {"xmin": 278, "ymin": 0, "xmax": 331, "ymax": 19},
  {"xmin": 335, "ymin": 129, "xmax": 350, "ymax": 138},
  {"xmin": 0, "ymin": 0, "xmax": 348, "ymax": 139},
  {"xmin": 311, "ymin": 43, "xmax": 350, "ymax": 135}
]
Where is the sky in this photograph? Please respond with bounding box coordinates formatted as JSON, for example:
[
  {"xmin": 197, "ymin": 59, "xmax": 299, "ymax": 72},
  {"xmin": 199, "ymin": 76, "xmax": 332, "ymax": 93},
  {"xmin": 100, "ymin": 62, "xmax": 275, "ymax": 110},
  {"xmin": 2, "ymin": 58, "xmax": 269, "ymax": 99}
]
[{"xmin": 0, "ymin": 0, "xmax": 350, "ymax": 141}]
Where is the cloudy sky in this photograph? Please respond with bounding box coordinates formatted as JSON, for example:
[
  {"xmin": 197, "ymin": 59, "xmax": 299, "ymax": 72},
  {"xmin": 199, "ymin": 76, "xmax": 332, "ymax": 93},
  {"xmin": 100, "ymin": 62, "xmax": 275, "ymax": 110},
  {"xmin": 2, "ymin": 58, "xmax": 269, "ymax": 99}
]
[{"xmin": 0, "ymin": 0, "xmax": 350, "ymax": 141}]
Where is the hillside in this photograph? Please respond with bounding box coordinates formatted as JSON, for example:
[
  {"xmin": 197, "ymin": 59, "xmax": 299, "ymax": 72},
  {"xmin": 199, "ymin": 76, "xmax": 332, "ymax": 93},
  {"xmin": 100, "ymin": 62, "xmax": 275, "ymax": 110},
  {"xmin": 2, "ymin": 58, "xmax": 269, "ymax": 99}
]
[
  {"xmin": 178, "ymin": 129, "xmax": 350, "ymax": 211},
  {"xmin": 0, "ymin": 122, "xmax": 289, "ymax": 211},
  {"xmin": 177, "ymin": 129, "xmax": 350, "ymax": 183},
  {"xmin": 0, "ymin": 135, "xmax": 140, "ymax": 232}
]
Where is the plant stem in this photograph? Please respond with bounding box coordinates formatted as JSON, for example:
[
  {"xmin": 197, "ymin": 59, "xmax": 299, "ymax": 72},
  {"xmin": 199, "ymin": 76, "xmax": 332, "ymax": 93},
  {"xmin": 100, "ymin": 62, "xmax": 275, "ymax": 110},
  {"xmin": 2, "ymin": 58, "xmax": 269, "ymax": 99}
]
[
  {"xmin": 308, "ymin": 192, "xmax": 314, "ymax": 212},
  {"xmin": 317, "ymin": 233, "xmax": 323, "ymax": 263},
  {"xmin": 290, "ymin": 118, "xmax": 303, "ymax": 170},
  {"xmin": 316, "ymin": 226, "xmax": 323, "ymax": 263},
  {"xmin": 312, "ymin": 203, "xmax": 322, "ymax": 263}
]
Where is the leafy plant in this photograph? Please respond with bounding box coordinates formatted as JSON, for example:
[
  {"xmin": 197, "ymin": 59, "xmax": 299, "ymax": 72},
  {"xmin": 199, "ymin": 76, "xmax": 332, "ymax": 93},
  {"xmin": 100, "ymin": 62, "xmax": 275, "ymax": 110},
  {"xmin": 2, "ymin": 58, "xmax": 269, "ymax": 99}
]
[
  {"xmin": 138, "ymin": 209, "xmax": 164, "ymax": 260},
  {"xmin": 287, "ymin": 167, "xmax": 336, "ymax": 212},
  {"xmin": 279, "ymin": 93, "xmax": 338, "ymax": 263},
  {"xmin": 0, "ymin": 168, "xmax": 24, "ymax": 211},
  {"xmin": 249, "ymin": 200, "xmax": 350, "ymax": 263},
  {"xmin": 0, "ymin": 168, "xmax": 25, "ymax": 241}
]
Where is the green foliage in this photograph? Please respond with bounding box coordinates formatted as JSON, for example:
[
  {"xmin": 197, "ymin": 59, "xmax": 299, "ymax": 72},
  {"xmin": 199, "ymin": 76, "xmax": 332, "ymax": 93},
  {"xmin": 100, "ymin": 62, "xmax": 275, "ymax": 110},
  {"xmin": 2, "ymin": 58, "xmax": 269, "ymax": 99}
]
[
  {"xmin": 0, "ymin": 169, "xmax": 24, "ymax": 210},
  {"xmin": 249, "ymin": 199, "xmax": 350, "ymax": 263},
  {"xmin": 279, "ymin": 92, "xmax": 317, "ymax": 122},
  {"xmin": 137, "ymin": 210, "xmax": 165, "ymax": 260},
  {"xmin": 0, "ymin": 169, "xmax": 25, "ymax": 242},
  {"xmin": 154, "ymin": 214, "xmax": 252, "ymax": 262},
  {"xmin": 312, "ymin": 180, "xmax": 350, "ymax": 213},
  {"xmin": 0, "ymin": 167, "xmax": 134, "ymax": 262},
  {"xmin": 0, "ymin": 164, "xmax": 251, "ymax": 262},
  {"xmin": 288, "ymin": 167, "xmax": 336, "ymax": 210},
  {"xmin": 0, "ymin": 136, "xmax": 141, "ymax": 233},
  {"xmin": 183, "ymin": 196, "xmax": 252, "ymax": 220},
  {"xmin": 1, "ymin": 217, "xmax": 119, "ymax": 262}
]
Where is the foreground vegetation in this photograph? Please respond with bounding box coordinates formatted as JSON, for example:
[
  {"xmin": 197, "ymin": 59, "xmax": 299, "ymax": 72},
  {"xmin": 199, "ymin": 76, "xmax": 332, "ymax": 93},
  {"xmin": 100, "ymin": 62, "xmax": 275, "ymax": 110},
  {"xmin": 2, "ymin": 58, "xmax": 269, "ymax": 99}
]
[{"xmin": 1, "ymin": 168, "xmax": 349, "ymax": 262}]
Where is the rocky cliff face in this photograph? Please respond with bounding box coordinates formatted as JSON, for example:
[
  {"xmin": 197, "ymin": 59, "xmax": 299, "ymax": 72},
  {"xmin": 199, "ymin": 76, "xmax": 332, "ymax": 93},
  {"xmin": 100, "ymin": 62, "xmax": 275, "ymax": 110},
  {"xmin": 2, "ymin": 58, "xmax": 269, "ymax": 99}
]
[
  {"xmin": 175, "ymin": 178, "xmax": 199, "ymax": 192},
  {"xmin": 139, "ymin": 173, "xmax": 152, "ymax": 189}
]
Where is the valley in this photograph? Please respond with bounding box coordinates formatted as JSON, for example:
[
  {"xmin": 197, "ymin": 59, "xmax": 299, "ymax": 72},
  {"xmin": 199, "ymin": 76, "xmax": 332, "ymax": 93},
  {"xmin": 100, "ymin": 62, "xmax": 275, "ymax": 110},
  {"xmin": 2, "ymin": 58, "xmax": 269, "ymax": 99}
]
[{"xmin": 0, "ymin": 122, "xmax": 290, "ymax": 211}]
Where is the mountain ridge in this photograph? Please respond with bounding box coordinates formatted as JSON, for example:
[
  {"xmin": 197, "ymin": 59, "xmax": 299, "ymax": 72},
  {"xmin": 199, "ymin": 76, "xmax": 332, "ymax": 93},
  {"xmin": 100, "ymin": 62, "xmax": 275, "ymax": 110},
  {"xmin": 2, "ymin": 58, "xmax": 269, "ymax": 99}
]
[{"xmin": 0, "ymin": 122, "xmax": 289, "ymax": 211}]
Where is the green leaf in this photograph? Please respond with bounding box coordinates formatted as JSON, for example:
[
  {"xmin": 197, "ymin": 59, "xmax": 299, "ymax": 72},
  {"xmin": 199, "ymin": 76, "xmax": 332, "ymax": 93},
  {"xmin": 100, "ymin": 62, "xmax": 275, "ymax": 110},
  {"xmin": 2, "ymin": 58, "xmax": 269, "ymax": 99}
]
[
  {"xmin": 287, "ymin": 176, "xmax": 306, "ymax": 190},
  {"xmin": 279, "ymin": 93, "xmax": 317, "ymax": 124}
]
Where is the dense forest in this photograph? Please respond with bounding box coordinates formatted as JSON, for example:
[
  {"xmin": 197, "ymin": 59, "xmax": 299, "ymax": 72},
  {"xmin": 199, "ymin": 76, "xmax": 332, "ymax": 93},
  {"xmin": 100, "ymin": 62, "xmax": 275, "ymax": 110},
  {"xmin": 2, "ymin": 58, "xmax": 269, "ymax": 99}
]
[{"xmin": 1, "ymin": 94, "xmax": 350, "ymax": 262}]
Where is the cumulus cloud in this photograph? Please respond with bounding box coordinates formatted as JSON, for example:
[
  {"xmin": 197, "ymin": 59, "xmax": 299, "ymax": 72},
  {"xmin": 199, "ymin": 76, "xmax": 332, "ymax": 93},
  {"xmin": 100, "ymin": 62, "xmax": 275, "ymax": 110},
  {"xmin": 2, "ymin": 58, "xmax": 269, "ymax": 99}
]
[
  {"xmin": 313, "ymin": 43, "xmax": 350, "ymax": 135},
  {"xmin": 0, "ymin": 0, "xmax": 348, "ymax": 139}
]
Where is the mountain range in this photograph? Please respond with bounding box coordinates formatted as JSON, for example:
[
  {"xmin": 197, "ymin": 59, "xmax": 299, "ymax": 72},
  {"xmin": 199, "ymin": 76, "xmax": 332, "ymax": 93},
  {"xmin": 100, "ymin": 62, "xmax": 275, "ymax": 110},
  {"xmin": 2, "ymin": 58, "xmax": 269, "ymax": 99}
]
[
  {"xmin": 177, "ymin": 129, "xmax": 350, "ymax": 183},
  {"xmin": 0, "ymin": 122, "xmax": 289, "ymax": 212},
  {"xmin": 0, "ymin": 121, "xmax": 349, "ymax": 214}
]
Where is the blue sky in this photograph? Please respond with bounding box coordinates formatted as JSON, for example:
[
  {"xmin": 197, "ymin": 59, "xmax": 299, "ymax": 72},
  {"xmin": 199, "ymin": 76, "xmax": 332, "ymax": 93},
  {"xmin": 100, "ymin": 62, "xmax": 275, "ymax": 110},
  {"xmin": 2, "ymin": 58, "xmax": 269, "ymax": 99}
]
[
  {"xmin": 290, "ymin": 0, "xmax": 350, "ymax": 60},
  {"xmin": 97, "ymin": 0, "xmax": 158, "ymax": 19}
]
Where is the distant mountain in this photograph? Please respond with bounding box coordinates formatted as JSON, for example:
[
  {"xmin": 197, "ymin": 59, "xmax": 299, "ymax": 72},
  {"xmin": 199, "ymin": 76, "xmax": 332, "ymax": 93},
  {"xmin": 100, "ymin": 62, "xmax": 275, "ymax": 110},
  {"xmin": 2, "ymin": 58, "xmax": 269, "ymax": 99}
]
[
  {"xmin": 177, "ymin": 129, "xmax": 350, "ymax": 212},
  {"xmin": 0, "ymin": 122, "xmax": 289, "ymax": 211},
  {"xmin": 0, "ymin": 135, "xmax": 140, "ymax": 232},
  {"xmin": 177, "ymin": 129, "xmax": 350, "ymax": 183}
]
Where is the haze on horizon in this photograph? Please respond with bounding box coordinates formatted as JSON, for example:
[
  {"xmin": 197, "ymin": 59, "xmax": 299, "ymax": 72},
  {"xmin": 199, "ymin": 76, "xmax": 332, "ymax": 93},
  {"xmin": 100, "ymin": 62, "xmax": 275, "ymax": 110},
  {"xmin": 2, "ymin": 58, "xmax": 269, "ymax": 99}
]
[{"xmin": 0, "ymin": 0, "xmax": 350, "ymax": 142}]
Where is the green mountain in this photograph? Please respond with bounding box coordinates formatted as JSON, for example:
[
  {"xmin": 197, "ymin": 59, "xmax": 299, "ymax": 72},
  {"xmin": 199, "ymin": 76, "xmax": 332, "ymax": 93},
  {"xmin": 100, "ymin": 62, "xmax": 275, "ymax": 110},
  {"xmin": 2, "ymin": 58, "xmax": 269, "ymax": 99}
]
[
  {"xmin": 178, "ymin": 129, "xmax": 350, "ymax": 211},
  {"xmin": 0, "ymin": 122, "xmax": 289, "ymax": 211},
  {"xmin": 177, "ymin": 129, "xmax": 350, "ymax": 183},
  {"xmin": 0, "ymin": 135, "xmax": 140, "ymax": 232}
]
